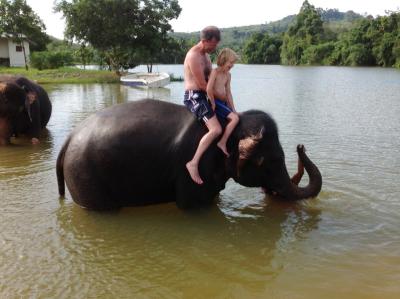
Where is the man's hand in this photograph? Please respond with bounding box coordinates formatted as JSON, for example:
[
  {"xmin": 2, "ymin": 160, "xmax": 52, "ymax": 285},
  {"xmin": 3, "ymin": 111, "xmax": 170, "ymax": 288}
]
[{"xmin": 31, "ymin": 138, "xmax": 40, "ymax": 145}]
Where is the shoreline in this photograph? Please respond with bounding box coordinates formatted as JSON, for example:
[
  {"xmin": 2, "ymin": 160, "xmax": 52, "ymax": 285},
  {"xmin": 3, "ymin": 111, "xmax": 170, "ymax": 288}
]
[
  {"xmin": 0, "ymin": 66, "xmax": 184, "ymax": 84},
  {"xmin": 0, "ymin": 67, "xmax": 121, "ymax": 84}
]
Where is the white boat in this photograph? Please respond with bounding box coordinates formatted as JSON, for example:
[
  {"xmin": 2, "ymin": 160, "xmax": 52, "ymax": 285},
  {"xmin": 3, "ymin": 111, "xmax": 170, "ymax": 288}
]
[{"xmin": 120, "ymin": 72, "xmax": 170, "ymax": 88}]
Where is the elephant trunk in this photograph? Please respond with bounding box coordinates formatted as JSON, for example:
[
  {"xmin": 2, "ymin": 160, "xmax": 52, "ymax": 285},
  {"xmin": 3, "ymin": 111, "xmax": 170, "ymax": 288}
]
[{"xmin": 277, "ymin": 147, "xmax": 322, "ymax": 200}]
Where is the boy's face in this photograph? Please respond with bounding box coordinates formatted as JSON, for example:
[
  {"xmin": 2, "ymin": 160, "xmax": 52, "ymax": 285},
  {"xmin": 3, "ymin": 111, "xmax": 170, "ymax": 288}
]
[{"xmin": 223, "ymin": 59, "xmax": 235, "ymax": 71}]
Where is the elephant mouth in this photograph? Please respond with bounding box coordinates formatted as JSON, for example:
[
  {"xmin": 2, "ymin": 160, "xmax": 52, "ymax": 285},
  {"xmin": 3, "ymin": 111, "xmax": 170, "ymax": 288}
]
[{"xmin": 261, "ymin": 187, "xmax": 276, "ymax": 195}]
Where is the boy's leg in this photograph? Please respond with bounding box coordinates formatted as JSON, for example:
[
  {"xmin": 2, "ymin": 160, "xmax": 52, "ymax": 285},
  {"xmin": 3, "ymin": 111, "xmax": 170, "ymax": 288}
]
[
  {"xmin": 217, "ymin": 112, "xmax": 239, "ymax": 157},
  {"xmin": 186, "ymin": 116, "xmax": 222, "ymax": 184}
]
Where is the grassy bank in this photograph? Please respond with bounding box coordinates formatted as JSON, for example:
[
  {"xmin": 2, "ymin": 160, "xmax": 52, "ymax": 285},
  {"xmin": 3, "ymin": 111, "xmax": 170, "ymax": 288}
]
[{"xmin": 0, "ymin": 67, "xmax": 120, "ymax": 84}]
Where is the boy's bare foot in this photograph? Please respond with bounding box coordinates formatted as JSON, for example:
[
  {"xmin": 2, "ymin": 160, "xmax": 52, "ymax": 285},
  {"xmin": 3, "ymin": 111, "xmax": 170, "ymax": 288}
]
[
  {"xmin": 186, "ymin": 162, "xmax": 203, "ymax": 185},
  {"xmin": 217, "ymin": 142, "xmax": 229, "ymax": 157}
]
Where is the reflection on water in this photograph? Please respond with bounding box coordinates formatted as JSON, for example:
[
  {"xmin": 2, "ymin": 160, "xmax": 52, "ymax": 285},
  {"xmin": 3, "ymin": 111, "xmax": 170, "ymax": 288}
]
[
  {"xmin": 1, "ymin": 65, "xmax": 400, "ymax": 298},
  {"xmin": 48, "ymin": 195, "xmax": 321, "ymax": 298}
]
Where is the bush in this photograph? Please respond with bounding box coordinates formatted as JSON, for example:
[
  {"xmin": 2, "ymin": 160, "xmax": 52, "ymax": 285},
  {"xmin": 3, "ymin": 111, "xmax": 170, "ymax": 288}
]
[
  {"xmin": 30, "ymin": 51, "xmax": 74, "ymax": 70},
  {"xmin": 345, "ymin": 44, "xmax": 375, "ymax": 66},
  {"xmin": 393, "ymin": 36, "xmax": 400, "ymax": 68},
  {"xmin": 301, "ymin": 42, "xmax": 335, "ymax": 64}
]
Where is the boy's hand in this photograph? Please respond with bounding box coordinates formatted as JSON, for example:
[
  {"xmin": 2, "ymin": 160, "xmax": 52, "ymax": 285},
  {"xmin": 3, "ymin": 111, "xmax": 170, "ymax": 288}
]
[{"xmin": 211, "ymin": 101, "xmax": 216, "ymax": 111}]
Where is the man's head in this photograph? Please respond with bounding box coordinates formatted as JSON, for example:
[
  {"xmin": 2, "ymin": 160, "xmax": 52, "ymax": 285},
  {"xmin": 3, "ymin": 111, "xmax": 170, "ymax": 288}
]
[{"xmin": 200, "ymin": 26, "xmax": 220, "ymax": 53}]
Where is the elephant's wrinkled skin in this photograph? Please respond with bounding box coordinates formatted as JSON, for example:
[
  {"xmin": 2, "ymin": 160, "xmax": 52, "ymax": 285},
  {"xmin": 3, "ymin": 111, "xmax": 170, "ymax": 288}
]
[
  {"xmin": 0, "ymin": 75, "xmax": 52, "ymax": 145},
  {"xmin": 57, "ymin": 99, "xmax": 322, "ymax": 210},
  {"xmin": 0, "ymin": 81, "xmax": 26, "ymax": 145}
]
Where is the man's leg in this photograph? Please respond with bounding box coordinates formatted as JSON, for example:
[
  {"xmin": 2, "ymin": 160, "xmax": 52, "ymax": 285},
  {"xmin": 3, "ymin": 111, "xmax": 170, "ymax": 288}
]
[
  {"xmin": 186, "ymin": 116, "xmax": 222, "ymax": 184},
  {"xmin": 217, "ymin": 112, "xmax": 239, "ymax": 157}
]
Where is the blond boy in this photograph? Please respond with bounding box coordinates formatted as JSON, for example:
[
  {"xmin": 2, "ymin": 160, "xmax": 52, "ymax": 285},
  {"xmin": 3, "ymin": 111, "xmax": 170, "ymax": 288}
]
[{"xmin": 206, "ymin": 48, "xmax": 240, "ymax": 156}]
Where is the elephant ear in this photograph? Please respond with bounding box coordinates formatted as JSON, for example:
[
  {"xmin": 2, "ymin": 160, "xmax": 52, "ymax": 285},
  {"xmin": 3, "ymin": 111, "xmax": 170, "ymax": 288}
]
[
  {"xmin": 0, "ymin": 83, "xmax": 8, "ymax": 102},
  {"xmin": 0, "ymin": 82, "xmax": 26, "ymax": 116},
  {"xmin": 0, "ymin": 83, "xmax": 10, "ymax": 113},
  {"xmin": 237, "ymin": 127, "xmax": 265, "ymax": 176}
]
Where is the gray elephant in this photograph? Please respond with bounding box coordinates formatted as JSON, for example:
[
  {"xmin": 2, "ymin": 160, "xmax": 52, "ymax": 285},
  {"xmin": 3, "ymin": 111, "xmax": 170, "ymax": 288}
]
[
  {"xmin": 0, "ymin": 81, "xmax": 26, "ymax": 145},
  {"xmin": 57, "ymin": 99, "xmax": 322, "ymax": 210},
  {"xmin": 0, "ymin": 75, "xmax": 52, "ymax": 145}
]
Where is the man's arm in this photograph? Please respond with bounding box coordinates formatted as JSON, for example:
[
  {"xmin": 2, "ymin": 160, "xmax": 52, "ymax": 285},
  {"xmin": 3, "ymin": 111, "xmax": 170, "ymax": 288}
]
[{"xmin": 206, "ymin": 69, "xmax": 217, "ymax": 110}]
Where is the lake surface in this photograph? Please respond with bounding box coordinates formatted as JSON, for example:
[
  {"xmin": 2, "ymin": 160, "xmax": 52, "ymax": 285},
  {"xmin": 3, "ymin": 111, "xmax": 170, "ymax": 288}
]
[{"xmin": 1, "ymin": 65, "xmax": 400, "ymax": 298}]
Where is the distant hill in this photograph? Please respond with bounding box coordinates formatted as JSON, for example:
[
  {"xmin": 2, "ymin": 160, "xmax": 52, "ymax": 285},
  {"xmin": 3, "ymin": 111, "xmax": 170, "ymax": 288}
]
[
  {"xmin": 171, "ymin": 9, "xmax": 364, "ymax": 51},
  {"xmin": 320, "ymin": 8, "xmax": 364, "ymax": 22},
  {"xmin": 171, "ymin": 15, "xmax": 296, "ymax": 51}
]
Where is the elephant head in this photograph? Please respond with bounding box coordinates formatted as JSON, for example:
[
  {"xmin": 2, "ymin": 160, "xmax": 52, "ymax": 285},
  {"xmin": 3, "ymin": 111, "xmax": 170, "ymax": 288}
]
[
  {"xmin": 0, "ymin": 82, "xmax": 26, "ymax": 145},
  {"xmin": 227, "ymin": 110, "xmax": 322, "ymax": 200}
]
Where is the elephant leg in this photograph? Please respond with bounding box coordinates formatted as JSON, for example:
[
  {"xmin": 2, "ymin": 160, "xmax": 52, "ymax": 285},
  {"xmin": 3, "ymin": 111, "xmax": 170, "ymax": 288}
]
[
  {"xmin": 175, "ymin": 175, "xmax": 217, "ymax": 209},
  {"xmin": 65, "ymin": 170, "xmax": 122, "ymax": 210},
  {"xmin": 0, "ymin": 118, "xmax": 11, "ymax": 145}
]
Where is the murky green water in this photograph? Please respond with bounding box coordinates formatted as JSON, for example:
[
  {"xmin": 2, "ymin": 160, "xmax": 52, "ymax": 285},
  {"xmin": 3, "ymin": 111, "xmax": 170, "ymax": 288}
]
[{"xmin": 1, "ymin": 65, "xmax": 400, "ymax": 298}]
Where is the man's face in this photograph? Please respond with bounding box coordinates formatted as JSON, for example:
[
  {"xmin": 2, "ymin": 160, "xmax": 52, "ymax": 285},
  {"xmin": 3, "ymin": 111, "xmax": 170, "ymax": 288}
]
[{"xmin": 203, "ymin": 38, "xmax": 219, "ymax": 53}]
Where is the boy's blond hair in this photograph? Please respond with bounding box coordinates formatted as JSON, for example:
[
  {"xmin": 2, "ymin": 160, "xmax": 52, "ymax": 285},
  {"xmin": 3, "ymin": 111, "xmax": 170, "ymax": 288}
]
[{"xmin": 216, "ymin": 48, "xmax": 239, "ymax": 67}]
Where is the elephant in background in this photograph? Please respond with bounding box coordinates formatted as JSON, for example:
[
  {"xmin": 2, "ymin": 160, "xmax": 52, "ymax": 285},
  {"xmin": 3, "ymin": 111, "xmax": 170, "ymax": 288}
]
[
  {"xmin": 57, "ymin": 99, "xmax": 322, "ymax": 210},
  {"xmin": 0, "ymin": 81, "xmax": 26, "ymax": 145},
  {"xmin": 0, "ymin": 75, "xmax": 52, "ymax": 145}
]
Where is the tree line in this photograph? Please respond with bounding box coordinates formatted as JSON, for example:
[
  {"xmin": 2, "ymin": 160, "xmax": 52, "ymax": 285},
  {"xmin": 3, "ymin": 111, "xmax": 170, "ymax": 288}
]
[
  {"xmin": 243, "ymin": 1, "xmax": 400, "ymax": 68},
  {"xmin": 1, "ymin": 0, "xmax": 185, "ymax": 72},
  {"xmin": 1, "ymin": 0, "xmax": 399, "ymax": 71}
]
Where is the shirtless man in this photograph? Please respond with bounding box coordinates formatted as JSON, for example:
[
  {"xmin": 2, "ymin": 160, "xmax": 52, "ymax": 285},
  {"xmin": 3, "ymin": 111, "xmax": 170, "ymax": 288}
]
[{"xmin": 183, "ymin": 26, "xmax": 222, "ymax": 185}]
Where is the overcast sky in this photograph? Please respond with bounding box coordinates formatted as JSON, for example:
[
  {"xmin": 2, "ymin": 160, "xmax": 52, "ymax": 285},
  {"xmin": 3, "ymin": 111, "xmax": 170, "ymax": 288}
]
[{"xmin": 26, "ymin": 0, "xmax": 400, "ymax": 39}]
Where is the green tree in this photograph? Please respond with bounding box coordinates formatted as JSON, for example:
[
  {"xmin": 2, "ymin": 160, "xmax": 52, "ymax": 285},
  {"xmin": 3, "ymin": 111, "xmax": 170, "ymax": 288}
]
[
  {"xmin": 370, "ymin": 12, "xmax": 400, "ymax": 67},
  {"xmin": 331, "ymin": 12, "xmax": 400, "ymax": 67},
  {"xmin": 281, "ymin": 0, "xmax": 324, "ymax": 65},
  {"xmin": 301, "ymin": 41, "xmax": 335, "ymax": 64},
  {"xmin": 243, "ymin": 32, "xmax": 282, "ymax": 64},
  {"xmin": 346, "ymin": 44, "xmax": 374, "ymax": 65},
  {"xmin": 55, "ymin": 0, "xmax": 181, "ymax": 74},
  {"xmin": 155, "ymin": 37, "xmax": 190, "ymax": 64},
  {"xmin": 30, "ymin": 50, "xmax": 73, "ymax": 70},
  {"xmin": 0, "ymin": 0, "xmax": 50, "ymax": 69},
  {"xmin": 29, "ymin": 39, "xmax": 77, "ymax": 70},
  {"xmin": 74, "ymin": 43, "xmax": 94, "ymax": 69},
  {"xmin": 393, "ymin": 27, "xmax": 400, "ymax": 67}
]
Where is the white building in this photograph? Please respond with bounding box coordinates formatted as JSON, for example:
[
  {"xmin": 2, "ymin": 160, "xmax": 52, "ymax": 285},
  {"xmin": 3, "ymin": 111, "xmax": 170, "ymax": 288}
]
[{"xmin": 0, "ymin": 34, "xmax": 30, "ymax": 67}]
